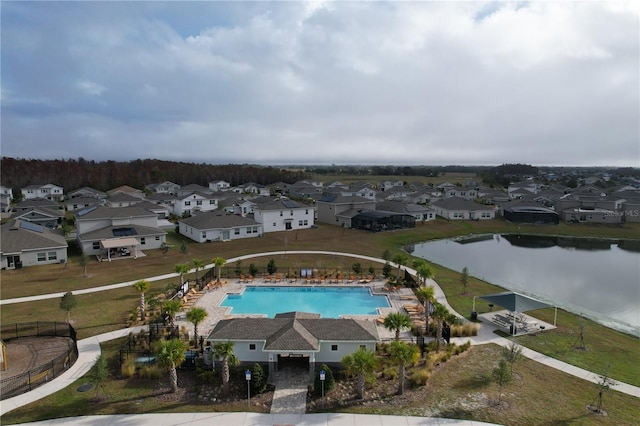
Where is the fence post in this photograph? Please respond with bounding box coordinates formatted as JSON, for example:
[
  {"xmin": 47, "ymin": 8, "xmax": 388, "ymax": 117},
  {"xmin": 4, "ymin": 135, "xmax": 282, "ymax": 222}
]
[{"xmin": 28, "ymin": 371, "xmax": 32, "ymax": 391}]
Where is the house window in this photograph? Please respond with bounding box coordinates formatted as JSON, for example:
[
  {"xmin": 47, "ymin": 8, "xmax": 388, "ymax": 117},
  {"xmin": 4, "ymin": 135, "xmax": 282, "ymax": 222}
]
[
  {"xmin": 331, "ymin": 344, "xmax": 338, "ymax": 351},
  {"xmin": 48, "ymin": 252, "xmax": 57, "ymax": 261},
  {"xmin": 93, "ymin": 242, "xmax": 100, "ymax": 250},
  {"xmin": 155, "ymin": 236, "xmax": 160, "ymax": 241},
  {"xmin": 202, "ymin": 232, "xmax": 206, "ymax": 239},
  {"xmin": 196, "ymin": 200, "xmax": 203, "ymax": 206},
  {"xmin": 273, "ymin": 222, "xmax": 276, "ymax": 227},
  {"xmin": 234, "ymin": 228, "xmax": 240, "ymax": 235},
  {"xmin": 185, "ymin": 201, "xmax": 191, "ymax": 206},
  {"xmin": 140, "ymin": 237, "xmax": 146, "ymax": 245},
  {"xmin": 37, "ymin": 252, "xmax": 46, "ymax": 262},
  {"xmin": 305, "ymin": 209, "xmax": 309, "ymax": 214},
  {"xmin": 290, "ymin": 210, "xmax": 293, "ymax": 216},
  {"xmin": 249, "ymin": 344, "xmax": 256, "ymax": 350},
  {"xmin": 209, "ymin": 200, "xmax": 215, "ymax": 205},
  {"xmin": 360, "ymin": 345, "xmax": 366, "ymax": 350},
  {"xmin": 280, "ymin": 211, "xmax": 283, "ymax": 216}
]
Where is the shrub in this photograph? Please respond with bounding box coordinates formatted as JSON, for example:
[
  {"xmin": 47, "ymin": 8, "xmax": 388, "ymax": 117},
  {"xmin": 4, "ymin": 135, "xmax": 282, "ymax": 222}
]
[
  {"xmin": 120, "ymin": 358, "xmax": 136, "ymax": 378},
  {"xmin": 382, "ymin": 366, "xmax": 398, "ymax": 380},
  {"xmin": 251, "ymin": 363, "xmax": 268, "ymax": 394},
  {"xmin": 314, "ymin": 364, "xmax": 335, "ymax": 396},
  {"xmin": 450, "ymin": 323, "xmax": 479, "ymax": 337},
  {"xmin": 138, "ymin": 365, "xmax": 163, "ymax": 380},
  {"xmin": 410, "ymin": 368, "xmax": 430, "ymax": 387}
]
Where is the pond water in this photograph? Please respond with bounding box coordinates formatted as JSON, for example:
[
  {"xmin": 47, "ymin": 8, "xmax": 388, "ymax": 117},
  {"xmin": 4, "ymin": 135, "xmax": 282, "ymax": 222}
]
[{"xmin": 407, "ymin": 235, "xmax": 640, "ymax": 336}]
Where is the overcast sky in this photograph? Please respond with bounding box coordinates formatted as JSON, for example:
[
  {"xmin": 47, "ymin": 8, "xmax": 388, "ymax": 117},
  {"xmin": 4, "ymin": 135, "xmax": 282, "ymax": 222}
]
[{"xmin": 1, "ymin": 1, "xmax": 638, "ymax": 167}]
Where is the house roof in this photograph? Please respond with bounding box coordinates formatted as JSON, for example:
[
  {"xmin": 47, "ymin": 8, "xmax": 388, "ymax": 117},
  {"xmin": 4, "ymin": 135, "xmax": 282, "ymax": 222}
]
[
  {"xmin": 16, "ymin": 198, "xmax": 60, "ymax": 209},
  {"xmin": 75, "ymin": 206, "xmax": 157, "ymax": 220},
  {"xmin": 431, "ymin": 196, "xmax": 495, "ymax": 211},
  {"xmin": 207, "ymin": 316, "xmax": 379, "ymax": 352},
  {"xmin": 253, "ymin": 197, "xmax": 306, "ymax": 211},
  {"xmin": 1, "ymin": 220, "xmax": 68, "ymax": 254},
  {"xmin": 79, "ymin": 224, "xmax": 165, "ymax": 241},
  {"xmin": 107, "ymin": 192, "xmax": 143, "ymax": 203},
  {"xmin": 179, "ymin": 211, "xmax": 260, "ymax": 229}
]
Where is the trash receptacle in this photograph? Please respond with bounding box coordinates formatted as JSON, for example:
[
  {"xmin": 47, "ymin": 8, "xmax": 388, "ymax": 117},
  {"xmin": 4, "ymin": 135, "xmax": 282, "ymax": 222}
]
[
  {"xmin": 509, "ymin": 324, "xmax": 517, "ymax": 335},
  {"xmin": 471, "ymin": 311, "xmax": 478, "ymax": 321}
]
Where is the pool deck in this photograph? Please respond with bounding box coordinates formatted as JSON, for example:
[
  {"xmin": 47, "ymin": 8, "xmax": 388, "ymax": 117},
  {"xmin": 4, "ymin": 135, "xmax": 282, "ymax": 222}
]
[{"xmin": 176, "ymin": 279, "xmax": 419, "ymax": 342}]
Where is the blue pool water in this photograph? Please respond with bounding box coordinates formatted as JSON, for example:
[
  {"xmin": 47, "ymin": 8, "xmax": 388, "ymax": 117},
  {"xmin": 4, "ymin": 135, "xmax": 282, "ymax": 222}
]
[{"xmin": 221, "ymin": 286, "xmax": 390, "ymax": 318}]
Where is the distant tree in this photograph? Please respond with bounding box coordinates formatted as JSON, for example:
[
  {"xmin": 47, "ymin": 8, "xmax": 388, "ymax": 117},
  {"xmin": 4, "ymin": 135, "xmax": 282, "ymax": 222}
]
[
  {"xmin": 383, "ymin": 312, "xmax": 412, "ymax": 341},
  {"xmin": 267, "ymin": 259, "xmax": 277, "ymax": 275},
  {"xmin": 432, "ymin": 302, "xmax": 450, "ymax": 352},
  {"xmin": 91, "ymin": 354, "xmax": 109, "ymax": 400},
  {"xmin": 593, "ymin": 364, "xmax": 616, "ymax": 415},
  {"xmin": 133, "ymin": 279, "xmax": 151, "ymax": 321},
  {"xmin": 180, "ymin": 240, "xmax": 188, "ymax": 255},
  {"xmin": 382, "ymin": 262, "xmax": 392, "ymax": 278},
  {"xmin": 382, "ymin": 249, "xmax": 391, "ymax": 261},
  {"xmin": 368, "ymin": 265, "xmax": 375, "ymax": 276},
  {"xmin": 415, "ymin": 285, "xmax": 436, "ymax": 337},
  {"xmin": 186, "ymin": 307, "xmax": 208, "ymax": 348},
  {"xmin": 573, "ymin": 316, "xmax": 587, "ymax": 350},
  {"xmin": 233, "ymin": 260, "xmax": 242, "ymax": 276},
  {"xmin": 392, "ymin": 253, "xmax": 408, "ymax": 283},
  {"xmin": 192, "ymin": 259, "xmax": 205, "ymax": 286},
  {"xmin": 162, "ymin": 299, "xmax": 183, "ymax": 332},
  {"xmin": 78, "ymin": 255, "xmax": 88, "ymax": 278},
  {"xmin": 156, "ymin": 339, "xmax": 186, "ymax": 393},
  {"xmin": 212, "ymin": 257, "xmax": 226, "ymax": 281},
  {"xmin": 60, "ymin": 291, "xmax": 77, "ymax": 323},
  {"xmin": 416, "ymin": 264, "xmax": 434, "ymax": 286},
  {"xmin": 249, "ymin": 263, "xmax": 259, "ymax": 277},
  {"xmin": 351, "ymin": 262, "xmax": 362, "ymax": 277},
  {"xmin": 388, "ymin": 341, "xmax": 420, "ymax": 395},
  {"xmin": 460, "ymin": 267, "xmax": 469, "ymax": 294},
  {"xmin": 160, "ymin": 243, "xmax": 169, "ymax": 257},
  {"xmin": 174, "ymin": 263, "xmax": 190, "ymax": 286},
  {"xmin": 342, "ymin": 347, "xmax": 377, "ymax": 399},
  {"xmin": 501, "ymin": 342, "xmax": 523, "ymax": 377},
  {"xmin": 492, "ymin": 359, "xmax": 512, "ymax": 406}
]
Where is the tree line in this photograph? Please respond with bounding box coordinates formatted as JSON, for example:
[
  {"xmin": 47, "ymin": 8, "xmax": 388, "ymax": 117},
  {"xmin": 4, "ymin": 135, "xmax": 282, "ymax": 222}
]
[{"xmin": 0, "ymin": 157, "xmax": 310, "ymax": 192}]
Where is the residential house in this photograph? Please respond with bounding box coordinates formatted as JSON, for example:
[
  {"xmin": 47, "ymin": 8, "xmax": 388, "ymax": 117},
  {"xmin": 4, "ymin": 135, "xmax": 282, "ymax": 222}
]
[
  {"xmin": 377, "ymin": 180, "xmax": 404, "ymax": 191},
  {"xmin": 316, "ymin": 195, "xmax": 376, "ymax": 228},
  {"xmin": 343, "ymin": 183, "xmax": 376, "ymax": 201},
  {"xmin": 145, "ymin": 193, "xmax": 176, "ymax": 211},
  {"xmin": 0, "ymin": 185, "xmax": 13, "ymax": 199},
  {"xmin": 67, "ymin": 187, "xmax": 107, "ymax": 200},
  {"xmin": 1, "ymin": 220, "xmax": 68, "ymax": 269},
  {"xmin": 0, "ymin": 185, "xmax": 13, "ymax": 216},
  {"xmin": 379, "ymin": 186, "xmax": 415, "ymax": 200},
  {"xmin": 252, "ymin": 197, "xmax": 315, "ymax": 232},
  {"xmin": 179, "ymin": 211, "xmax": 262, "ymax": 243},
  {"xmin": 15, "ymin": 198, "xmax": 61, "ymax": 213},
  {"xmin": 442, "ymin": 187, "xmax": 478, "ymax": 201},
  {"xmin": 233, "ymin": 182, "xmax": 270, "ymax": 196},
  {"xmin": 209, "ymin": 180, "xmax": 232, "ymax": 192},
  {"xmin": 75, "ymin": 206, "xmax": 166, "ymax": 258},
  {"xmin": 431, "ymin": 197, "xmax": 496, "ymax": 220},
  {"xmin": 107, "ymin": 185, "xmax": 145, "ymax": 199},
  {"xmin": 177, "ymin": 184, "xmax": 212, "ymax": 197},
  {"xmin": 375, "ymin": 200, "xmax": 435, "ymax": 222},
  {"xmin": 21, "ymin": 184, "xmax": 64, "ymax": 201},
  {"xmin": 65, "ymin": 197, "xmax": 102, "ymax": 212},
  {"xmin": 105, "ymin": 192, "xmax": 144, "ymax": 208},
  {"xmin": 206, "ymin": 312, "xmax": 379, "ymax": 376},
  {"xmin": 11, "ymin": 207, "xmax": 64, "ymax": 229},
  {"xmin": 173, "ymin": 192, "xmax": 219, "ymax": 217},
  {"xmin": 508, "ymin": 181, "xmax": 539, "ymax": 199},
  {"xmin": 145, "ymin": 181, "xmax": 181, "ymax": 194}
]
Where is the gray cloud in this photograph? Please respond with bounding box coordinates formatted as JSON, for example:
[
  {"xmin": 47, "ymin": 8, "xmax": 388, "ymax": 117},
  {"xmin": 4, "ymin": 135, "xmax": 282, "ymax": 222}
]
[{"xmin": 1, "ymin": 1, "xmax": 638, "ymax": 166}]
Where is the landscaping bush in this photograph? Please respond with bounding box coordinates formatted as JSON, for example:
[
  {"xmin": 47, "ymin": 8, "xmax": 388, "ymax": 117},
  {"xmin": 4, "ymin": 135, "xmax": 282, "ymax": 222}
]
[
  {"xmin": 382, "ymin": 366, "xmax": 398, "ymax": 380},
  {"xmin": 251, "ymin": 363, "xmax": 268, "ymax": 394},
  {"xmin": 410, "ymin": 368, "xmax": 430, "ymax": 387},
  {"xmin": 450, "ymin": 323, "xmax": 478, "ymax": 337},
  {"xmin": 120, "ymin": 358, "xmax": 136, "ymax": 378},
  {"xmin": 314, "ymin": 364, "xmax": 335, "ymax": 396},
  {"xmin": 138, "ymin": 365, "xmax": 163, "ymax": 380}
]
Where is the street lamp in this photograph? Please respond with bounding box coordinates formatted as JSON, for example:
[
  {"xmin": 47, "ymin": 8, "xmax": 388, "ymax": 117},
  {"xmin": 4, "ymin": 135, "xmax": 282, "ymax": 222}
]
[
  {"xmin": 245, "ymin": 369, "xmax": 251, "ymax": 409},
  {"xmin": 319, "ymin": 369, "xmax": 326, "ymax": 409}
]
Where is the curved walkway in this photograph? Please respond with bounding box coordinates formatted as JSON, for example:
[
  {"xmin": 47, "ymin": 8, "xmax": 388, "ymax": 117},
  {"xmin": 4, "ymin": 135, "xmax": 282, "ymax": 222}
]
[{"xmin": 1, "ymin": 251, "xmax": 638, "ymax": 421}]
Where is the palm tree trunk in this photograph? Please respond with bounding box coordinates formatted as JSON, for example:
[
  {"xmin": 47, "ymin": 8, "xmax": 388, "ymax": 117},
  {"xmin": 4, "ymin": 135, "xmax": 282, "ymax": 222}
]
[
  {"xmin": 357, "ymin": 373, "xmax": 365, "ymax": 399},
  {"xmin": 397, "ymin": 363, "xmax": 405, "ymax": 395},
  {"xmin": 222, "ymin": 358, "xmax": 230, "ymax": 395},
  {"xmin": 169, "ymin": 366, "xmax": 178, "ymax": 393},
  {"xmin": 139, "ymin": 294, "xmax": 145, "ymax": 321}
]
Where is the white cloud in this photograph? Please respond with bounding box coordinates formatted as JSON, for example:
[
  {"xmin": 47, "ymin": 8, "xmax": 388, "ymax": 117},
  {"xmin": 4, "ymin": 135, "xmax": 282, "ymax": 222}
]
[{"xmin": 0, "ymin": 1, "xmax": 637, "ymax": 166}]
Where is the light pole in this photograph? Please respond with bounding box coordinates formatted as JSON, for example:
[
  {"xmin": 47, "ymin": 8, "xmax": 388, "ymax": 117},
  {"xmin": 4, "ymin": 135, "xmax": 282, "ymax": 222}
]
[
  {"xmin": 320, "ymin": 369, "xmax": 326, "ymax": 409},
  {"xmin": 245, "ymin": 369, "xmax": 251, "ymax": 409}
]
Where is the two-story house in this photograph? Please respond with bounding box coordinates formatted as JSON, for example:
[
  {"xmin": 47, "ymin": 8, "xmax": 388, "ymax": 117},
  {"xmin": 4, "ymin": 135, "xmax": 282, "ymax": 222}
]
[
  {"xmin": 209, "ymin": 180, "xmax": 231, "ymax": 192},
  {"xmin": 252, "ymin": 197, "xmax": 314, "ymax": 232},
  {"xmin": 179, "ymin": 211, "xmax": 263, "ymax": 243},
  {"xmin": 173, "ymin": 192, "xmax": 219, "ymax": 217},
  {"xmin": 21, "ymin": 184, "xmax": 64, "ymax": 201}
]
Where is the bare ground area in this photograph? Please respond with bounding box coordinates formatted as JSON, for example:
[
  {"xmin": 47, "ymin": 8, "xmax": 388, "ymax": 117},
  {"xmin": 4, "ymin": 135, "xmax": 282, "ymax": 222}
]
[{"xmin": 0, "ymin": 337, "xmax": 75, "ymax": 378}]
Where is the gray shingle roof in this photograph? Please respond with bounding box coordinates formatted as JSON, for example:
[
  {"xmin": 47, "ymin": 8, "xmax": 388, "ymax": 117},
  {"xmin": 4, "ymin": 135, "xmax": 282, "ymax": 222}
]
[
  {"xmin": 431, "ymin": 196, "xmax": 495, "ymax": 211},
  {"xmin": 208, "ymin": 316, "xmax": 379, "ymax": 352},
  {"xmin": 75, "ymin": 206, "xmax": 157, "ymax": 220},
  {"xmin": 179, "ymin": 211, "xmax": 259, "ymax": 229},
  {"xmin": 79, "ymin": 224, "xmax": 165, "ymax": 241},
  {"xmin": 1, "ymin": 220, "xmax": 68, "ymax": 254}
]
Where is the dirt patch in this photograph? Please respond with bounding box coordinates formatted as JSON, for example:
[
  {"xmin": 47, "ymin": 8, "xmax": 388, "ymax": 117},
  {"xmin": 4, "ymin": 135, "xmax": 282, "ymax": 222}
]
[{"xmin": 0, "ymin": 336, "xmax": 74, "ymax": 378}]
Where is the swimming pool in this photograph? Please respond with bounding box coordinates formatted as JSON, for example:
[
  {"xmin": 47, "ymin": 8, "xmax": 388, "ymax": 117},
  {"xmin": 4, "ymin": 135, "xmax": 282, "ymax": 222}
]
[{"xmin": 221, "ymin": 286, "xmax": 390, "ymax": 318}]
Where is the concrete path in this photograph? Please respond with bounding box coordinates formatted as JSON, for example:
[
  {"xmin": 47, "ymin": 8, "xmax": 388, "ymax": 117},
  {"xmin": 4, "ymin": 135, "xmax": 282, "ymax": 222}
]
[
  {"xmin": 269, "ymin": 368, "xmax": 310, "ymax": 414},
  {"xmin": 1, "ymin": 250, "xmax": 638, "ymax": 423}
]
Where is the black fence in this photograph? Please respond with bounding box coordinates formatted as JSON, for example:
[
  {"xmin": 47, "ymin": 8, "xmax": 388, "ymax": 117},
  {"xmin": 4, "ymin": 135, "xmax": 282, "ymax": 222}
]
[{"xmin": 0, "ymin": 321, "xmax": 78, "ymax": 400}]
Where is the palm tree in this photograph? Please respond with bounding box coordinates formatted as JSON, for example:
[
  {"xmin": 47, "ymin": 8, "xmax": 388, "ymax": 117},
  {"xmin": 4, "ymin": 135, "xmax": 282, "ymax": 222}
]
[
  {"xmin": 162, "ymin": 299, "xmax": 183, "ymax": 332},
  {"xmin": 392, "ymin": 253, "xmax": 408, "ymax": 283},
  {"xmin": 432, "ymin": 302, "xmax": 450, "ymax": 352},
  {"xmin": 186, "ymin": 307, "xmax": 208, "ymax": 349},
  {"xmin": 416, "ymin": 264, "xmax": 434, "ymax": 286},
  {"xmin": 214, "ymin": 341, "xmax": 239, "ymax": 395},
  {"xmin": 133, "ymin": 279, "xmax": 151, "ymax": 321},
  {"xmin": 415, "ymin": 285, "xmax": 436, "ymax": 336},
  {"xmin": 156, "ymin": 338, "xmax": 186, "ymax": 393},
  {"xmin": 174, "ymin": 263, "xmax": 190, "ymax": 286},
  {"xmin": 388, "ymin": 341, "xmax": 420, "ymax": 395},
  {"xmin": 212, "ymin": 257, "xmax": 226, "ymax": 282},
  {"xmin": 192, "ymin": 259, "xmax": 205, "ymax": 287},
  {"xmin": 383, "ymin": 312, "xmax": 412, "ymax": 341},
  {"xmin": 342, "ymin": 347, "xmax": 377, "ymax": 399}
]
